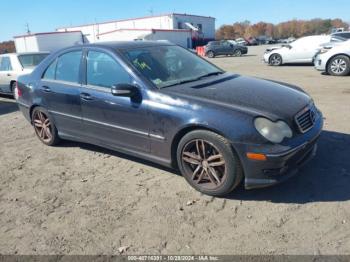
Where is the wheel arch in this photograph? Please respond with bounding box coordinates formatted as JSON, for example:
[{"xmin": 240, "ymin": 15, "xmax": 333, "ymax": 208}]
[
  {"xmin": 29, "ymin": 104, "xmax": 41, "ymax": 123},
  {"xmin": 326, "ymin": 53, "xmax": 350, "ymax": 73}
]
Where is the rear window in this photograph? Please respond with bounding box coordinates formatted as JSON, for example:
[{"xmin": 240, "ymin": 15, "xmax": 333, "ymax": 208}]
[{"xmin": 18, "ymin": 53, "xmax": 49, "ymax": 69}]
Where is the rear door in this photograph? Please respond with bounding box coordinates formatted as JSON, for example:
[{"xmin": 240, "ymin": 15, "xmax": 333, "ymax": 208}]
[
  {"xmin": 0, "ymin": 56, "xmax": 14, "ymax": 93},
  {"xmin": 39, "ymin": 49, "xmax": 83, "ymax": 137},
  {"xmin": 80, "ymin": 48, "xmax": 150, "ymax": 152}
]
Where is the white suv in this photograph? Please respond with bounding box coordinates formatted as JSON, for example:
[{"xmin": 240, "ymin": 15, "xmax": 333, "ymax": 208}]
[
  {"xmin": 0, "ymin": 52, "xmax": 49, "ymax": 96},
  {"xmin": 263, "ymin": 35, "xmax": 331, "ymax": 66},
  {"xmin": 314, "ymin": 40, "xmax": 350, "ymax": 76}
]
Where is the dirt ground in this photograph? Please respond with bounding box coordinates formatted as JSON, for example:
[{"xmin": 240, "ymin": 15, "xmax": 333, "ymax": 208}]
[{"xmin": 1, "ymin": 45, "xmax": 350, "ymax": 255}]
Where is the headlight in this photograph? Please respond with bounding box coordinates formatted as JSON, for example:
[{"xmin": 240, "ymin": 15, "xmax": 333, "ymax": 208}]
[
  {"xmin": 254, "ymin": 117, "xmax": 293, "ymax": 143},
  {"xmin": 320, "ymin": 47, "xmax": 332, "ymax": 54}
]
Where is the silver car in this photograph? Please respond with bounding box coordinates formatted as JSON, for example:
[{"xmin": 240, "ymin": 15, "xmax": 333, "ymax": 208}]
[{"xmin": 0, "ymin": 52, "xmax": 49, "ymax": 96}]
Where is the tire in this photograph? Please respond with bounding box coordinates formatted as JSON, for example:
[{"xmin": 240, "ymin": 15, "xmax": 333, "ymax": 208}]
[
  {"xmin": 233, "ymin": 49, "xmax": 242, "ymax": 57},
  {"xmin": 177, "ymin": 130, "xmax": 243, "ymax": 196},
  {"xmin": 269, "ymin": 53, "xmax": 283, "ymax": 66},
  {"xmin": 11, "ymin": 81, "xmax": 16, "ymax": 98},
  {"xmin": 327, "ymin": 55, "xmax": 350, "ymax": 76},
  {"xmin": 206, "ymin": 51, "xmax": 215, "ymax": 58},
  {"xmin": 31, "ymin": 107, "xmax": 60, "ymax": 146}
]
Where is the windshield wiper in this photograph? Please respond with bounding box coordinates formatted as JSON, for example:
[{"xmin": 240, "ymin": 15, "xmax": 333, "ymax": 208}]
[
  {"xmin": 161, "ymin": 71, "xmax": 224, "ymax": 88},
  {"xmin": 195, "ymin": 71, "xmax": 224, "ymax": 80}
]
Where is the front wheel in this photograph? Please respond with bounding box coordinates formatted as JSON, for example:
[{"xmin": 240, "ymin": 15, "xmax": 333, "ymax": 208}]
[
  {"xmin": 31, "ymin": 107, "xmax": 60, "ymax": 146},
  {"xmin": 327, "ymin": 55, "xmax": 350, "ymax": 76},
  {"xmin": 206, "ymin": 51, "xmax": 215, "ymax": 58},
  {"xmin": 177, "ymin": 130, "xmax": 243, "ymax": 196},
  {"xmin": 269, "ymin": 53, "xmax": 283, "ymax": 66}
]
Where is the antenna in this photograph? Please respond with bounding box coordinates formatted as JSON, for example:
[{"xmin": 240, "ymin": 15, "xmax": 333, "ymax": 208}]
[
  {"xmin": 148, "ymin": 7, "xmax": 154, "ymax": 16},
  {"xmin": 25, "ymin": 23, "xmax": 31, "ymax": 35}
]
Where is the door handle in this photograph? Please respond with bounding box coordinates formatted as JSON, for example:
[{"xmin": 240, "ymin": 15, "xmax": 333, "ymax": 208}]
[
  {"xmin": 41, "ymin": 86, "xmax": 51, "ymax": 93},
  {"xmin": 80, "ymin": 92, "xmax": 93, "ymax": 101},
  {"xmin": 7, "ymin": 73, "xmax": 11, "ymax": 76}
]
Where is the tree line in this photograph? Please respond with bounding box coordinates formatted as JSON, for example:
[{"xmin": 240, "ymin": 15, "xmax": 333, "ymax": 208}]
[
  {"xmin": 0, "ymin": 41, "xmax": 15, "ymax": 54},
  {"xmin": 216, "ymin": 18, "xmax": 349, "ymax": 40}
]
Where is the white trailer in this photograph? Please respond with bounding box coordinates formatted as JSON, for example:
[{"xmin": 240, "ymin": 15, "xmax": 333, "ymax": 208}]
[
  {"xmin": 57, "ymin": 13, "xmax": 215, "ymax": 44},
  {"xmin": 97, "ymin": 28, "xmax": 193, "ymax": 48},
  {"xmin": 14, "ymin": 31, "xmax": 84, "ymax": 53}
]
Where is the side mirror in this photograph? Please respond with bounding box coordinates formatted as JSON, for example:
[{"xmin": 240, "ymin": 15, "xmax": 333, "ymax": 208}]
[{"xmin": 111, "ymin": 83, "xmax": 138, "ymax": 97}]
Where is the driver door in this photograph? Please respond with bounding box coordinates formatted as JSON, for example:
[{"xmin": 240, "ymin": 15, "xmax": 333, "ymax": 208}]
[{"xmin": 80, "ymin": 49, "xmax": 151, "ymax": 153}]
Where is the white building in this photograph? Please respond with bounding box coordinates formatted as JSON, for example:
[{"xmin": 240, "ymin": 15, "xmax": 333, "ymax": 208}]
[
  {"xmin": 57, "ymin": 13, "xmax": 216, "ymax": 48},
  {"xmin": 14, "ymin": 31, "xmax": 84, "ymax": 53}
]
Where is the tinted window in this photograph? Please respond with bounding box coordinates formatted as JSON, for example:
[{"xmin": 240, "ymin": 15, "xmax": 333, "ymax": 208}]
[
  {"xmin": 337, "ymin": 33, "xmax": 350, "ymax": 39},
  {"xmin": 56, "ymin": 51, "xmax": 82, "ymax": 83},
  {"xmin": 0, "ymin": 57, "xmax": 12, "ymax": 71},
  {"xmin": 87, "ymin": 51, "xmax": 131, "ymax": 88},
  {"xmin": 43, "ymin": 59, "xmax": 57, "ymax": 80},
  {"xmin": 18, "ymin": 54, "xmax": 49, "ymax": 69}
]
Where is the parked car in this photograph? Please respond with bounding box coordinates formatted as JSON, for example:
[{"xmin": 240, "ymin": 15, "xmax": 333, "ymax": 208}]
[
  {"xmin": 235, "ymin": 38, "xmax": 248, "ymax": 46},
  {"xmin": 0, "ymin": 52, "xmax": 49, "ymax": 96},
  {"xmin": 314, "ymin": 40, "xmax": 350, "ymax": 76},
  {"xmin": 256, "ymin": 36, "xmax": 276, "ymax": 45},
  {"xmin": 16, "ymin": 41, "xmax": 323, "ymax": 196},
  {"xmin": 331, "ymin": 31, "xmax": 350, "ymax": 42},
  {"xmin": 263, "ymin": 35, "xmax": 331, "ymax": 66},
  {"xmin": 245, "ymin": 37, "xmax": 258, "ymax": 46},
  {"xmin": 205, "ymin": 40, "xmax": 248, "ymax": 58}
]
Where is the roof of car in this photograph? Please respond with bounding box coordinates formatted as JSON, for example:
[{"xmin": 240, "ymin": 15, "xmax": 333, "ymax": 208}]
[{"xmin": 80, "ymin": 41, "xmax": 174, "ymax": 50}]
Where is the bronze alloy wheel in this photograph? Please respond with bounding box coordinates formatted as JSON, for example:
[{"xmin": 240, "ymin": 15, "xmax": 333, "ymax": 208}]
[
  {"xmin": 33, "ymin": 111, "xmax": 53, "ymax": 143},
  {"xmin": 181, "ymin": 139, "xmax": 227, "ymax": 190}
]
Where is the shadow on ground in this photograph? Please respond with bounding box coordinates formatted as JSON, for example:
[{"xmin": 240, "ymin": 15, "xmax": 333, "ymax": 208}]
[
  {"xmin": 0, "ymin": 97, "xmax": 18, "ymax": 116},
  {"xmin": 228, "ymin": 130, "xmax": 350, "ymax": 203},
  {"xmin": 59, "ymin": 130, "xmax": 350, "ymax": 204},
  {"xmin": 58, "ymin": 140, "xmax": 178, "ymax": 176}
]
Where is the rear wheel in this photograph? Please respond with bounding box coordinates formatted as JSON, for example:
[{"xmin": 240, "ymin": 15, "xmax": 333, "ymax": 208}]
[
  {"xmin": 207, "ymin": 51, "xmax": 215, "ymax": 58},
  {"xmin": 177, "ymin": 130, "xmax": 243, "ymax": 196},
  {"xmin": 327, "ymin": 55, "xmax": 350, "ymax": 76},
  {"xmin": 269, "ymin": 53, "xmax": 283, "ymax": 66},
  {"xmin": 11, "ymin": 82, "xmax": 16, "ymax": 98},
  {"xmin": 31, "ymin": 107, "xmax": 60, "ymax": 146},
  {"xmin": 233, "ymin": 49, "xmax": 242, "ymax": 57}
]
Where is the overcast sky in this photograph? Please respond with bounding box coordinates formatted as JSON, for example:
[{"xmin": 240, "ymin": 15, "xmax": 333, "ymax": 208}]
[{"xmin": 1, "ymin": 0, "xmax": 349, "ymax": 41}]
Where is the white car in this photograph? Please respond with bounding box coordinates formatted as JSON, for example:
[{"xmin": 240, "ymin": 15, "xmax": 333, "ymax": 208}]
[
  {"xmin": 314, "ymin": 40, "xmax": 350, "ymax": 76},
  {"xmin": 0, "ymin": 52, "xmax": 49, "ymax": 96},
  {"xmin": 263, "ymin": 35, "xmax": 331, "ymax": 66}
]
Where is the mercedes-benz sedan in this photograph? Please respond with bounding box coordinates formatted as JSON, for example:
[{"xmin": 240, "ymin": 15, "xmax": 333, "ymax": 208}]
[{"xmin": 16, "ymin": 41, "xmax": 323, "ymax": 196}]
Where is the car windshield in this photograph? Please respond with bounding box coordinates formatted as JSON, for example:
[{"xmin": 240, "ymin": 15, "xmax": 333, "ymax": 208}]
[
  {"xmin": 18, "ymin": 53, "xmax": 49, "ymax": 69},
  {"xmin": 122, "ymin": 45, "xmax": 224, "ymax": 88}
]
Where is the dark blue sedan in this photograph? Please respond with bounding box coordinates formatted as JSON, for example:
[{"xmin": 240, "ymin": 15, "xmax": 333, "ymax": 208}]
[{"xmin": 15, "ymin": 41, "xmax": 323, "ymax": 196}]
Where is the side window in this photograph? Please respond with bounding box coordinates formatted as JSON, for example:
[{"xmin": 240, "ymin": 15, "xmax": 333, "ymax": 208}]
[
  {"xmin": 87, "ymin": 51, "xmax": 131, "ymax": 88},
  {"xmin": 0, "ymin": 57, "xmax": 12, "ymax": 71},
  {"xmin": 43, "ymin": 59, "xmax": 57, "ymax": 80},
  {"xmin": 56, "ymin": 51, "xmax": 82, "ymax": 83}
]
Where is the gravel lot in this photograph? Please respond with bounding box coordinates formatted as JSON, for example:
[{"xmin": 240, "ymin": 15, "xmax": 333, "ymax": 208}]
[{"xmin": 1, "ymin": 45, "xmax": 350, "ymax": 255}]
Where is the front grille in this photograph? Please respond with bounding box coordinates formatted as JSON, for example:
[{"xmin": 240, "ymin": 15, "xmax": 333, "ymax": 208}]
[{"xmin": 295, "ymin": 104, "xmax": 318, "ymax": 133}]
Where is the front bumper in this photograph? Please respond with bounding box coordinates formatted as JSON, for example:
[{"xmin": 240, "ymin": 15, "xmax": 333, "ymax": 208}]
[
  {"xmin": 313, "ymin": 54, "xmax": 327, "ymax": 71},
  {"xmin": 262, "ymin": 52, "xmax": 270, "ymax": 63},
  {"xmin": 234, "ymin": 114, "xmax": 323, "ymax": 189}
]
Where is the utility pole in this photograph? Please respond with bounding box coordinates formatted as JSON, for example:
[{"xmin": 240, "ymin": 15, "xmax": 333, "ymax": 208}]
[{"xmin": 25, "ymin": 23, "xmax": 31, "ymax": 35}]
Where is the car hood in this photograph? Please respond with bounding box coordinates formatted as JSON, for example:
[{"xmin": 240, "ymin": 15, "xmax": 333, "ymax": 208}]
[
  {"xmin": 265, "ymin": 45, "xmax": 287, "ymax": 52},
  {"xmin": 161, "ymin": 74, "xmax": 311, "ymax": 122}
]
